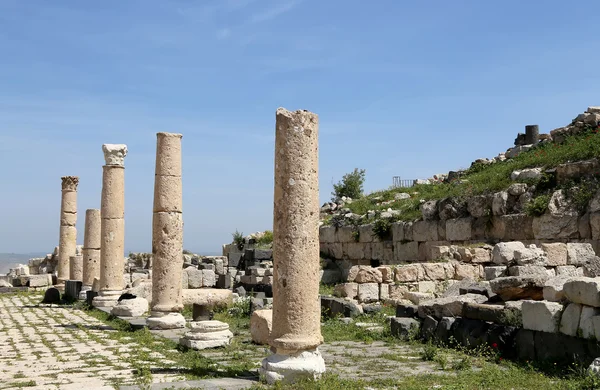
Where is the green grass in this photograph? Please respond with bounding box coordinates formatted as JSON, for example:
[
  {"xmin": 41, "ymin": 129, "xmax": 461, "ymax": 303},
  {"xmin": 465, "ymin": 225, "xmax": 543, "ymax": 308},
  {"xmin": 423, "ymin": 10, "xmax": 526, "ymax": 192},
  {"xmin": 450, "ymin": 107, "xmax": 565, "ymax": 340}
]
[{"xmin": 331, "ymin": 126, "xmax": 600, "ymax": 223}]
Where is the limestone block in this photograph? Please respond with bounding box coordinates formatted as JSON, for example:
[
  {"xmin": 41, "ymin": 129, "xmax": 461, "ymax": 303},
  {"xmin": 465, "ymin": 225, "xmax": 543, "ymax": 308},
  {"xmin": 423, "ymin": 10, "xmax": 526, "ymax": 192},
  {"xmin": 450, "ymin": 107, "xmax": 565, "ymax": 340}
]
[
  {"xmin": 181, "ymin": 269, "xmax": 189, "ymax": 289},
  {"xmin": 580, "ymin": 306, "xmax": 600, "ymax": 339},
  {"xmin": 421, "ymin": 263, "xmax": 454, "ymax": 281},
  {"xmin": 347, "ymin": 265, "xmax": 364, "ymax": 282},
  {"xmin": 467, "ymin": 195, "xmax": 492, "ymax": 218},
  {"xmin": 202, "ymin": 270, "xmax": 216, "ymax": 287},
  {"xmin": 560, "ymin": 303, "xmax": 582, "ymax": 337},
  {"xmin": 395, "ymin": 264, "xmax": 423, "ymax": 282},
  {"xmin": 430, "ymin": 246, "xmax": 450, "ymax": 260},
  {"xmin": 405, "ymin": 292, "xmax": 434, "ymax": 305},
  {"xmin": 567, "ymin": 243, "xmax": 597, "ymax": 266},
  {"xmin": 251, "ymin": 309, "xmax": 273, "ymax": 345},
  {"xmin": 336, "ymin": 226, "xmax": 354, "ymax": 243},
  {"xmin": 186, "ymin": 268, "xmax": 203, "ymax": 289},
  {"xmin": 563, "ymin": 278, "xmax": 600, "ymax": 307},
  {"xmin": 403, "ymin": 222, "xmax": 414, "ymax": 241},
  {"xmin": 492, "ymin": 241, "xmax": 525, "ymax": 265},
  {"xmin": 417, "ymin": 294, "xmax": 488, "ymax": 319},
  {"xmin": 489, "ymin": 276, "xmax": 545, "ymax": 301},
  {"xmin": 389, "ymin": 284, "xmax": 410, "ymax": 301},
  {"xmin": 111, "ymin": 297, "xmax": 148, "ymax": 317},
  {"xmin": 542, "ymin": 243, "xmax": 568, "ymax": 266},
  {"xmin": 446, "ymin": 218, "xmax": 472, "ymax": 241},
  {"xmin": 26, "ymin": 274, "xmax": 51, "ymax": 287},
  {"xmin": 377, "ymin": 266, "xmax": 394, "ymax": 283},
  {"xmin": 514, "ymin": 246, "xmax": 547, "ymax": 266},
  {"xmin": 522, "ymin": 300, "xmax": 563, "ymax": 333},
  {"xmin": 533, "ymin": 214, "xmax": 579, "ymax": 239},
  {"xmin": 485, "ymin": 266, "xmax": 507, "ymax": 280},
  {"xmin": 412, "ymin": 221, "xmax": 439, "ymax": 242},
  {"xmin": 421, "ymin": 200, "xmax": 439, "ymax": 221},
  {"xmin": 394, "ymin": 241, "xmax": 419, "ymax": 262},
  {"xmin": 390, "ymin": 222, "xmax": 404, "ymax": 242},
  {"xmin": 508, "ymin": 266, "xmax": 551, "ymax": 280},
  {"xmin": 357, "ymin": 283, "xmax": 380, "ymax": 303},
  {"xmin": 500, "ymin": 214, "xmax": 535, "ymax": 240},
  {"xmin": 344, "ymin": 242, "xmax": 368, "ymax": 260},
  {"xmin": 333, "ymin": 283, "xmax": 358, "ymax": 299},
  {"xmin": 543, "ymin": 277, "xmax": 571, "ymax": 302},
  {"xmin": 492, "ymin": 191, "xmax": 509, "ymax": 216},
  {"xmin": 471, "ymin": 248, "xmax": 491, "ymax": 263},
  {"xmin": 454, "ymin": 264, "xmax": 479, "ymax": 280},
  {"xmin": 418, "ymin": 281, "xmax": 436, "ymax": 293},
  {"xmin": 590, "ymin": 213, "xmax": 600, "ymax": 240},
  {"xmin": 354, "ymin": 267, "xmax": 383, "ymax": 284},
  {"xmin": 580, "ymin": 214, "xmax": 591, "ymax": 239},
  {"xmin": 557, "ymin": 265, "xmax": 583, "ymax": 277},
  {"xmin": 379, "ymin": 284, "xmax": 390, "ymax": 301},
  {"xmin": 358, "ymin": 224, "xmax": 375, "ymax": 243},
  {"xmin": 214, "ymin": 258, "xmax": 225, "ymax": 275},
  {"xmin": 370, "ymin": 243, "xmax": 385, "ymax": 261},
  {"xmin": 319, "ymin": 226, "xmax": 336, "ymax": 243},
  {"xmin": 180, "ymin": 321, "xmax": 233, "ymax": 350}
]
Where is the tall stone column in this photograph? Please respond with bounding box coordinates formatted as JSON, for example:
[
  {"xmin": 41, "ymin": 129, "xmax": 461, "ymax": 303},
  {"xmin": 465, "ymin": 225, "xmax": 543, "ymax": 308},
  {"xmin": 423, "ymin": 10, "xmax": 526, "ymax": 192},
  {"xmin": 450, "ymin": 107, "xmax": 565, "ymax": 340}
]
[
  {"xmin": 260, "ymin": 108, "xmax": 325, "ymax": 383},
  {"xmin": 93, "ymin": 144, "xmax": 127, "ymax": 308},
  {"xmin": 57, "ymin": 176, "xmax": 79, "ymax": 284},
  {"xmin": 147, "ymin": 133, "xmax": 186, "ymax": 329},
  {"xmin": 525, "ymin": 125, "xmax": 540, "ymax": 145},
  {"xmin": 82, "ymin": 209, "xmax": 101, "ymax": 291}
]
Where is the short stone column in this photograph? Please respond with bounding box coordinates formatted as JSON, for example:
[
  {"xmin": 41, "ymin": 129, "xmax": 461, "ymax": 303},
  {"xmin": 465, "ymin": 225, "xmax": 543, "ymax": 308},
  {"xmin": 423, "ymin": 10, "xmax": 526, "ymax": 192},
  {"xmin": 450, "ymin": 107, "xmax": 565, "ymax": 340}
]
[
  {"xmin": 81, "ymin": 209, "xmax": 101, "ymax": 292},
  {"xmin": 147, "ymin": 133, "xmax": 186, "ymax": 329},
  {"xmin": 93, "ymin": 144, "xmax": 128, "ymax": 308},
  {"xmin": 69, "ymin": 255, "xmax": 83, "ymax": 281},
  {"xmin": 57, "ymin": 176, "xmax": 79, "ymax": 284},
  {"xmin": 525, "ymin": 125, "xmax": 539, "ymax": 145},
  {"xmin": 260, "ymin": 108, "xmax": 325, "ymax": 383}
]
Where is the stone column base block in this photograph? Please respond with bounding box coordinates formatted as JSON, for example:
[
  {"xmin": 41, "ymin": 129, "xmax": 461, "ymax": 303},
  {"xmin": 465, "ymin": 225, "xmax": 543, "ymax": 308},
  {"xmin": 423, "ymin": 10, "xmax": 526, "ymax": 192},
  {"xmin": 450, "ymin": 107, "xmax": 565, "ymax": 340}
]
[
  {"xmin": 147, "ymin": 311, "xmax": 186, "ymax": 329},
  {"xmin": 260, "ymin": 348, "xmax": 326, "ymax": 384},
  {"xmin": 111, "ymin": 297, "xmax": 148, "ymax": 317},
  {"xmin": 179, "ymin": 320, "xmax": 233, "ymax": 350},
  {"xmin": 92, "ymin": 290, "xmax": 122, "ymax": 308},
  {"xmin": 78, "ymin": 290, "xmax": 88, "ymax": 300}
]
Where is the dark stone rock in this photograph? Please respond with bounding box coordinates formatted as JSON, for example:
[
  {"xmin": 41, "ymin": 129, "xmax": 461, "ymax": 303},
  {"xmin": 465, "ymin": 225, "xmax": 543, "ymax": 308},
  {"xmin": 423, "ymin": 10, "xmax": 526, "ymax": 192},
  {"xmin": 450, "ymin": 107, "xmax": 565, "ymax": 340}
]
[
  {"xmin": 437, "ymin": 197, "xmax": 468, "ymax": 220},
  {"xmin": 450, "ymin": 318, "xmax": 489, "ymax": 349},
  {"xmin": 64, "ymin": 281, "xmax": 82, "ymax": 302},
  {"xmin": 534, "ymin": 331, "xmax": 587, "ymax": 363},
  {"xmin": 11, "ymin": 278, "xmax": 22, "ymax": 287},
  {"xmin": 86, "ymin": 290, "xmax": 98, "ymax": 307},
  {"xmin": 321, "ymin": 296, "xmax": 362, "ymax": 318},
  {"xmin": 487, "ymin": 324, "xmax": 519, "ymax": 359},
  {"xmin": 396, "ymin": 304, "xmax": 418, "ymax": 318},
  {"xmin": 515, "ymin": 329, "xmax": 535, "ymax": 361},
  {"xmin": 251, "ymin": 298, "xmax": 265, "ymax": 312},
  {"xmin": 42, "ymin": 288, "xmax": 61, "ymax": 304},
  {"xmin": 390, "ymin": 317, "xmax": 420, "ymax": 340},
  {"xmin": 118, "ymin": 293, "xmax": 136, "ymax": 301},
  {"xmin": 228, "ymin": 252, "xmax": 243, "ymax": 268},
  {"xmin": 234, "ymin": 286, "xmax": 246, "ymax": 297},
  {"xmin": 244, "ymin": 249, "xmax": 255, "ymax": 263},
  {"xmin": 363, "ymin": 304, "xmax": 382, "ymax": 315},
  {"xmin": 192, "ymin": 303, "xmax": 213, "ymax": 321},
  {"xmin": 217, "ymin": 274, "xmax": 231, "ymax": 289},
  {"xmin": 435, "ymin": 317, "xmax": 456, "ymax": 343},
  {"xmin": 254, "ymin": 249, "xmax": 273, "ymax": 260},
  {"xmin": 421, "ymin": 316, "xmax": 438, "ymax": 341},
  {"xmin": 462, "ymin": 303, "xmax": 506, "ymax": 323}
]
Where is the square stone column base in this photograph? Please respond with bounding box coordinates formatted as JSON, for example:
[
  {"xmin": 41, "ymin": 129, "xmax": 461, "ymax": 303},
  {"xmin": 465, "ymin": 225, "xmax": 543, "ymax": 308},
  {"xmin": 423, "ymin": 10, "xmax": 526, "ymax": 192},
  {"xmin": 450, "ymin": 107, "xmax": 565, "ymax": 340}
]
[
  {"xmin": 260, "ymin": 348, "xmax": 325, "ymax": 384},
  {"xmin": 146, "ymin": 311, "xmax": 186, "ymax": 330}
]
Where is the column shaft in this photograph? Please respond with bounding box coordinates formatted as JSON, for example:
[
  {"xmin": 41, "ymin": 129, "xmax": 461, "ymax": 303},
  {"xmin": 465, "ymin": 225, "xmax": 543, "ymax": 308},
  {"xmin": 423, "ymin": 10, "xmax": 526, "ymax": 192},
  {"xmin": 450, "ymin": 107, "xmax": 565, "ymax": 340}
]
[
  {"xmin": 82, "ymin": 209, "xmax": 101, "ymax": 288},
  {"xmin": 57, "ymin": 176, "xmax": 79, "ymax": 283}
]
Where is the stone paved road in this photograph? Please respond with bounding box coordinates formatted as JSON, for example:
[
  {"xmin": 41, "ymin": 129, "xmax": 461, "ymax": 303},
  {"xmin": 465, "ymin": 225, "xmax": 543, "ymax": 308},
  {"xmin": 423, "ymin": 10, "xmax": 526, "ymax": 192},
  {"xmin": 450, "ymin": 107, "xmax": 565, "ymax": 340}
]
[{"xmin": 0, "ymin": 293, "xmax": 185, "ymax": 390}]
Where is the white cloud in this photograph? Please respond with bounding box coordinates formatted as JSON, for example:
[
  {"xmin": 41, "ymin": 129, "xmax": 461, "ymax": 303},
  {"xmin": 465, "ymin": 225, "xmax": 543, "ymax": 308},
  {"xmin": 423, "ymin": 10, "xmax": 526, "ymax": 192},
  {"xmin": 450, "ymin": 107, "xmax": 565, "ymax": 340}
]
[{"xmin": 248, "ymin": 0, "xmax": 299, "ymax": 24}]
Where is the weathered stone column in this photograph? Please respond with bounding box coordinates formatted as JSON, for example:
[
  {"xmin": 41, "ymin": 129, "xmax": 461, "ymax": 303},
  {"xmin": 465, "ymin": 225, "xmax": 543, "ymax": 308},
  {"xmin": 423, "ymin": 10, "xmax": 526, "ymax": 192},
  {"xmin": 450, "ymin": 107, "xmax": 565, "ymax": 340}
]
[
  {"xmin": 57, "ymin": 176, "xmax": 79, "ymax": 284},
  {"xmin": 82, "ymin": 209, "xmax": 101, "ymax": 291},
  {"xmin": 69, "ymin": 255, "xmax": 83, "ymax": 281},
  {"xmin": 525, "ymin": 125, "xmax": 539, "ymax": 145},
  {"xmin": 260, "ymin": 108, "xmax": 325, "ymax": 383},
  {"xmin": 147, "ymin": 133, "xmax": 186, "ymax": 329},
  {"xmin": 93, "ymin": 144, "xmax": 127, "ymax": 308}
]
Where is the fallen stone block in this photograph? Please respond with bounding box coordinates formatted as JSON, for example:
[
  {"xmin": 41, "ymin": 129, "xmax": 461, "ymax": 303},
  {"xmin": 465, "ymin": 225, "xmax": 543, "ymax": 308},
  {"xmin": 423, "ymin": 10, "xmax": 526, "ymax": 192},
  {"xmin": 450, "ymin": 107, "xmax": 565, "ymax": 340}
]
[
  {"xmin": 492, "ymin": 242, "xmax": 526, "ymax": 265},
  {"xmin": 485, "ymin": 266, "xmax": 507, "ymax": 280},
  {"xmin": 542, "ymin": 243, "xmax": 568, "ymax": 266},
  {"xmin": 390, "ymin": 317, "xmax": 420, "ymax": 340},
  {"xmin": 182, "ymin": 289, "xmax": 232, "ymax": 308},
  {"xmin": 417, "ymin": 294, "xmax": 488, "ymax": 319},
  {"xmin": 357, "ymin": 283, "xmax": 380, "ymax": 303},
  {"xmin": 543, "ymin": 276, "xmax": 570, "ymax": 302},
  {"xmin": 522, "ymin": 300, "xmax": 563, "ymax": 333},
  {"xmin": 508, "ymin": 265, "xmax": 550, "ymax": 280},
  {"xmin": 563, "ymin": 277, "xmax": 600, "ymax": 307},
  {"xmin": 355, "ymin": 268, "xmax": 383, "ymax": 284},
  {"xmin": 420, "ymin": 316, "xmax": 438, "ymax": 341},
  {"xmin": 406, "ymin": 292, "xmax": 434, "ymax": 305},
  {"xmin": 396, "ymin": 304, "xmax": 418, "ymax": 318},
  {"xmin": 333, "ymin": 283, "xmax": 358, "ymax": 299},
  {"xmin": 579, "ymin": 306, "xmax": 600, "ymax": 339},
  {"xmin": 489, "ymin": 276, "xmax": 545, "ymax": 301},
  {"xmin": 559, "ymin": 303, "xmax": 582, "ymax": 337},
  {"xmin": 250, "ymin": 309, "xmax": 272, "ymax": 345},
  {"xmin": 567, "ymin": 243, "xmax": 597, "ymax": 266},
  {"xmin": 111, "ymin": 297, "xmax": 148, "ymax": 317},
  {"xmin": 462, "ymin": 302, "xmax": 506, "ymax": 323}
]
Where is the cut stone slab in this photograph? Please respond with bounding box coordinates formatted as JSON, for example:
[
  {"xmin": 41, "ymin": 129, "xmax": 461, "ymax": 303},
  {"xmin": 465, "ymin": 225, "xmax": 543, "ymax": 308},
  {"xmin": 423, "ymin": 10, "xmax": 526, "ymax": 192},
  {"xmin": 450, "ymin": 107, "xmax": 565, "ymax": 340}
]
[
  {"xmin": 579, "ymin": 306, "xmax": 600, "ymax": 339},
  {"xmin": 492, "ymin": 242, "xmax": 525, "ymax": 265},
  {"xmin": 489, "ymin": 276, "xmax": 545, "ymax": 301},
  {"xmin": 405, "ymin": 292, "xmax": 434, "ymax": 305},
  {"xmin": 542, "ymin": 243, "xmax": 568, "ymax": 266},
  {"xmin": 182, "ymin": 289, "xmax": 233, "ymax": 308},
  {"xmin": 417, "ymin": 294, "xmax": 487, "ymax": 319},
  {"xmin": 567, "ymin": 243, "xmax": 597, "ymax": 266},
  {"xmin": 396, "ymin": 304, "xmax": 418, "ymax": 318},
  {"xmin": 333, "ymin": 283, "xmax": 358, "ymax": 299},
  {"xmin": 563, "ymin": 278, "xmax": 600, "ymax": 307},
  {"xmin": 543, "ymin": 277, "xmax": 570, "ymax": 302},
  {"xmin": 559, "ymin": 303, "xmax": 582, "ymax": 337},
  {"xmin": 251, "ymin": 309, "xmax": 272, "ymax": 345},
  {"xmin": 357, "ymin": 283, "xmax": 380, "ymax": 303},
  {"xmin": 508, "ymin": 265, "xmax": 550, "ymax": 280},
  {"xmin": 354, "ymin": 268, "xmax": 383, "ymax": 284},
  {"xmin": 485, "ymin": 266, "xmax": 507, "ymax": 280},
  {"xmin": 390, "ymin": 317, "xmax": 420, "ymax": 339},
  {"xmin": 180, "ymin": 320, "xmax": 233, "ymax": 350},
  {"xmin": 522, "ymin": 300, "xmax": 563, "ymax": 333},
  {"xmin": 462, "ymin": 302, "xmax": 506, "ymax": 323},
  {"xmin": 111, "ymin": 297, "xmax": 148, "ymax": 317}
]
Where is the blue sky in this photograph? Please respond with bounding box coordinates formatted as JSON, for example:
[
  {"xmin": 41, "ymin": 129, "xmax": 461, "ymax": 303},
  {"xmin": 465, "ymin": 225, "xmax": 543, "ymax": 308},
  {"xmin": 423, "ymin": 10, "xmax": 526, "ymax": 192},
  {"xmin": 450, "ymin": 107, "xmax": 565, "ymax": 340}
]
[{"xmin": 1, "ymin": 0, "xmax": 599, "ymax": 254}]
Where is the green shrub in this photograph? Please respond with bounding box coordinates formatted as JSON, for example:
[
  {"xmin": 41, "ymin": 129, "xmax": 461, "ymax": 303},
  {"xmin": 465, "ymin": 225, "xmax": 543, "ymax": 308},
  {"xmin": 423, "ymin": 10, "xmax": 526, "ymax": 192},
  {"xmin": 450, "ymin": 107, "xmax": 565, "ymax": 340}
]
[
  {"xmin": 525, "ymin": 194, "xmax": 551, "ymax": 217},
  {"xmin": 332, "ymin": 168, "xmax": 366, "ymax": 201},
  {"xmin": 372, "ymin": 217, "xmax": 394, "ymax": 240},
  {"xmin": 421, "ymin": 342, "xmax": 438, "ymax": 361},
  {"xmin": 255, "ymin": 230, "xmax": 273, "ymax": 247},
  {"xmin": 232, "ymin": 230, "xmax": 244, "ymax": 251}
]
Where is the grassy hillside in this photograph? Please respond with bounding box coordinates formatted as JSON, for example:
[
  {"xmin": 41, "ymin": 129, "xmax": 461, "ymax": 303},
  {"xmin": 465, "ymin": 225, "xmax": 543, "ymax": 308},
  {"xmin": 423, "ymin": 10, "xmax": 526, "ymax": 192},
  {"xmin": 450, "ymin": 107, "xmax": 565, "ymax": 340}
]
[{"xmin": 327, "ymin": 124, "xmax": 600, "ymax": 225}]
